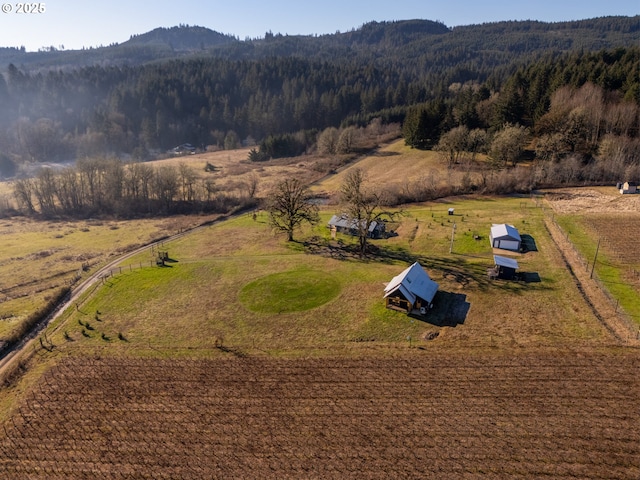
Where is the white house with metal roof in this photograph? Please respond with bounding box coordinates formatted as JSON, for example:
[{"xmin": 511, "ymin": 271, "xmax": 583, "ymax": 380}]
[
  {"xmin": 384, "ymin": 262, "xmax": 439, "ymax": 314},
  {"xmin": 490, "ymin": 224, "xmax": 521, "ymax": 251}
]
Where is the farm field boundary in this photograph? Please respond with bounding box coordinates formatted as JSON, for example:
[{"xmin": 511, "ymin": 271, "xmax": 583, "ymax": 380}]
[{"xmin": 544, "ymin": 215, "xmax": 638, "ymax": 344}]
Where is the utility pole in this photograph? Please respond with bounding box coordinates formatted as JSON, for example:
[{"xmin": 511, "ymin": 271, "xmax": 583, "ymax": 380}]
[
  {"xmin": 590, "ymin": 237, "xmax": 600, "ymax": 279},
  {"xmin": 449, "ymin": 222, "xmax": 457, "ymax": 253}
]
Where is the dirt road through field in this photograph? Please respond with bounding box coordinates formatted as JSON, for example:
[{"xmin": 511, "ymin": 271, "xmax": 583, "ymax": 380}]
[{"xmin": 0, "ymin": 215, "xmax": 225, "ymax": 380}]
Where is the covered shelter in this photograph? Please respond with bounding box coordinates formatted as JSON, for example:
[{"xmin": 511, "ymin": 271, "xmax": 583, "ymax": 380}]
[
  {"xmin": 384, "ymin": 262, "xmax": 439, "ymax": 314},
  {"xmin": 490, "ymin": 224, "xmax": 521, "ymax": 251},
  {"xmin": 327, "ymin": 214, "xmax": 385, "ymax": 239},
  {"xmin": 488, "ymin": 255, "xmax": 520, "ymax": 280},
  {"xmin": 620, "ymin": 181, "xmax": 637, "ymax": 194}
]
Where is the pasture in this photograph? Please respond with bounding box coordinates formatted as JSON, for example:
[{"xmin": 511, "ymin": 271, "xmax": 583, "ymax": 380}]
[
  {"xmin": 309, "ymin": 140, "xmax": 481, "ymax": 198},
  {"xmin": 0, "ymin": 215, "xmax": 217, "ymax": 341},
  {"xmin": 37, "ymin": 195, "xmax": 615, "ymax": 360},
  {"xmin": 0, "ymin": 145, "xmax": 638, "ymax": 478}
]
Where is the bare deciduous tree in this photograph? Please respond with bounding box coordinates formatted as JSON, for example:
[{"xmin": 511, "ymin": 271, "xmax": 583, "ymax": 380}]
[
  {"xmin": 435, "ymin": 125, "xmax": 469, "ymax": 168},
  {"xmin": 245, "ymin": 172, "xmax": 259, "ymax": 200},
  {"xmin": 490, "ymin": 124, "xmax": 529, "ymax": 167},
  {"xmin": 337, "ymin": 126, "xmax": 357, "ymax": 154},
  {"xmin": 154, "ymin": 166, "xmax": 179, "ymax": 213},
  {"xmin": 13, "ymin": 177, "xmax": 35, "ymax": 214},
  {"xmin": 178, "ymin": 162, "xmax": 198, "ymax": 202},
  {"xmin": 317, "ymin": 127, "xmax": 339, "ymax": 155},
  {"xmin": 340, "ymin": 168, "xmax": 393, "ymax": 257},
  {"xmin": 267, "ymin": 178, "xmax": 319, "ymax": 242}
]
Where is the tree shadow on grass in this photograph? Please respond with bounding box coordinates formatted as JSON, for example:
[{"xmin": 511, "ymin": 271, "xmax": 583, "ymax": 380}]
[{"xmin": 304, "ymin": 239, "xmax": 551, "ymax": 295}]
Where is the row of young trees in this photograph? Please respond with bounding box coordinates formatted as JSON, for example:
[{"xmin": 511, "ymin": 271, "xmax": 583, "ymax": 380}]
[{"xmin": 11, "ymin": 158, "xmax": 253, "ymax": 217}]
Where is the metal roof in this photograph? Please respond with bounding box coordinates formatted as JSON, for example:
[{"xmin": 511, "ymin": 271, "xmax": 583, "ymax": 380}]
[
  {"xmin": 328, "ymin": 214, "xmax": 379, "ymax": 233},
  {"xmin": 493, "ymin": 255, "xmax": 519, "ymax": 270},
  {"xmin": 491, "ymin": 223, "xmax": 521, "ymax": 241},
  {"xmin": 384, "ymin": 262, "xmax": 439, "ymax": 304}
]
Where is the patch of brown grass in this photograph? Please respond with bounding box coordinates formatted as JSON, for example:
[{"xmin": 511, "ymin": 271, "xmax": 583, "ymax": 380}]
[
  {"xmin": 546, "ymin": 187, "xmax": 640, "ymax": 214},
  {"xmin": 0, "ymin": 216, "xmax": 211, "ymax": 340},
  {"xmin": 145, "ymin": 148, "xmax": 332, "ymax": 198}
]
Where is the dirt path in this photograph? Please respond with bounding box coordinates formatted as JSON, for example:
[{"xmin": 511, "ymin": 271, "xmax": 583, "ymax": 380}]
[
  {"xmin": 544, "ymin": 216, "xmax": 639, "ymax": 346},
  {"xmin": 0, "ymin": 214, "xmax": 230, "ymax": 380}
]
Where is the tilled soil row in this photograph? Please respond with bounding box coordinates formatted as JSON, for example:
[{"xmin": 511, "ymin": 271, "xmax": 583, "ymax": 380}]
[{"xmin": 1, "ymin": 353, "xmax": 638, "ymax": 479}]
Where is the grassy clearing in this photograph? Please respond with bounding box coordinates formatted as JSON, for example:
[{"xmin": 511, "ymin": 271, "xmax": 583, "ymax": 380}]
[
  {"xmin": 143, "ymin": 146, "xmax": 331, "ymax": 199},
  {"xmin": 42, "ymin": 195, "xmax": 614, "ymax": 361},
  {"xmin": 310, "ymin": 140, "xmax": 488, "ymax": 198},
  {"xmin": 240, "ymin": 267, "xmax": 341, "ymax": 313}
]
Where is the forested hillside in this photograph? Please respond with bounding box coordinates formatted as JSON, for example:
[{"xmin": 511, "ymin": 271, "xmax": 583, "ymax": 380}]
[{"xmin": 0, "ymin": 16, "xmax": 637, "ymax": 180}]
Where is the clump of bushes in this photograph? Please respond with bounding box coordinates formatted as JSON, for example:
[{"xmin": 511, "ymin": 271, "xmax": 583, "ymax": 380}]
[{"xmin": 2, "ymin": 287, "xmax": 71, "ymax": 348}]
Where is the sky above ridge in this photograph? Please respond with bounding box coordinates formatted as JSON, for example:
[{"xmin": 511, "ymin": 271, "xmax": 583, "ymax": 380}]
[{"xmin": 0, "ymin": 0, "xmax": 637, "ymax": 51}]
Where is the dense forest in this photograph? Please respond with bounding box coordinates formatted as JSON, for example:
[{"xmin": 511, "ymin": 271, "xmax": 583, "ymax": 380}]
[{"xmin": 0, "ymin": 16, "xmax": 638, "ymax": 217}]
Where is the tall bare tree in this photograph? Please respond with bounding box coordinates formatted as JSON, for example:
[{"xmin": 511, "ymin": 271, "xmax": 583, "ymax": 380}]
[
  {"xmin": 267, "ymin": 178, "xmax": 319, "ymax": 242},
  {"xmin": 178, "ymin": 162, "xmax": 198, "ymax": 202},
  {"xmin": 340, "ymin": 168, "xmax": 392, "ymax": 256},
  {"xmin": 13, "ymin": 177, "xmax": 35, "ymax": 214}
]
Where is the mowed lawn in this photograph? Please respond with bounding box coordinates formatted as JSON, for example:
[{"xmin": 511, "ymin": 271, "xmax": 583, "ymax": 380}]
[{"xmin": 46, "ymin": 195, "xmax": 615, "ymax": 358}]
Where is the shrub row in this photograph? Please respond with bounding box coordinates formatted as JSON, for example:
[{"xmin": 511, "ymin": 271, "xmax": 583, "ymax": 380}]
[{"xmin": 2, "ymin": 287, "xmax": 71, "ymax": 349}]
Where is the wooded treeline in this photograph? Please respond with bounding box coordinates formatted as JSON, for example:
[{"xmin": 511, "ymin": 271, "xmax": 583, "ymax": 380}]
[
  {"xmin": 403, "ymin": 48, "xmax": 639, "ymax": 163},
  {"xmin": 11, "ymin": 158, "xmax": 255, "ymax": 217},
  {"xmin": 0, "ymin": 16, "xmax": 637, "ymax": 173}
]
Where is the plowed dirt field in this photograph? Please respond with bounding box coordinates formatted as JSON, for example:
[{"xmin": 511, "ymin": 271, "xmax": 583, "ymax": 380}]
[{"xmin": 1, "ymin": 352, "xmax": 638, "ymax": 479}]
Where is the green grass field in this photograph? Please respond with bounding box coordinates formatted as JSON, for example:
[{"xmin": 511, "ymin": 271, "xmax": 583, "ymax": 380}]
[
  {"xmin": 0, "ymin": 216, "xmax": 213, "ymax": 340},
  {"xmin": 554, "ymin": 214, "xmax": 640, "ymax": 324},
  {"xmin": 41, "ymin": 196, "xmax": 614, "ymax": 361}
]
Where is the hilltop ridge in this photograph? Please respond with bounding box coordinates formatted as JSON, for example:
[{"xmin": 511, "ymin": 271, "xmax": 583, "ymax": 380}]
[{"xmin": 0, "ymin": 16, "xmax": 637, "ymax": 70}]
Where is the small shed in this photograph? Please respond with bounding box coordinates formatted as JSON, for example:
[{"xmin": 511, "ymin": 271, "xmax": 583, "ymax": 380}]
[
  {"xmin": 384, "ymin": 262, "xmax": 439, "ymax": 314},
  {"xmin": 488, "ymin": 255, "xmax": 520, "ymax": 280},
  {"xmin": 620, "ymin": 181, "xmax": 638, "ymax": 194},
  {"xmin": 490, "ymin": 224, "xmax": 521, "ymax": 251},
  {"xmin": 327, "ymin": 214, "xmax": 385, "ymax": 239},
  {"xmin": 169, "ymin": 143, "xmax": 196, "ymax": 155}
]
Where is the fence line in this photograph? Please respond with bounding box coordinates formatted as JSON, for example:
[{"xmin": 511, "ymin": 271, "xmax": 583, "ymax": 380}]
[
  {"xmin": 545, "ymin": 212, "xmax": 638, "ymax": 339},
  {"xmin": 74, "ymin": 259, "xmax": 158, "ymax": 309}
]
